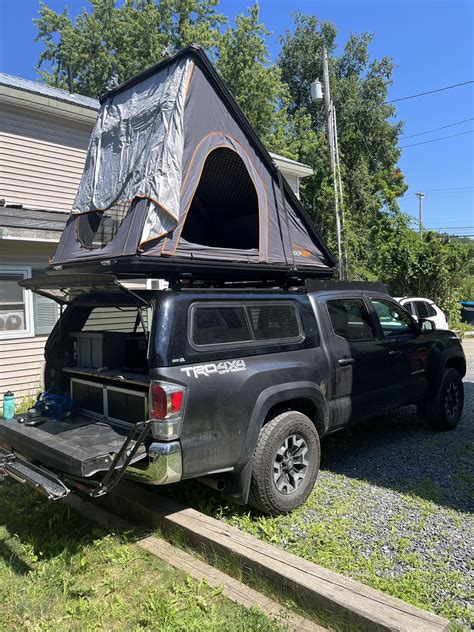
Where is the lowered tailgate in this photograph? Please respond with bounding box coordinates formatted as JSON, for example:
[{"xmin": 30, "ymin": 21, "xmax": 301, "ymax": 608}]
[{"xmin": 0, "ymin": 414, "xmax": 147, "ymax": 478}]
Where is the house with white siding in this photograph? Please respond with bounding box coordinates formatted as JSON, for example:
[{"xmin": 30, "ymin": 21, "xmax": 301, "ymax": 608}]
[{"xmin": 0, "ymin": 72, "xmax": 313, "ymax": 402}]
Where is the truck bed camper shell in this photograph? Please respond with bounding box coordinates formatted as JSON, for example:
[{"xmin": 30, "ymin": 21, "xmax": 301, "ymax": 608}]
[{"xmin": 49, "ymin": 45, "xmax": 335, "ymax": 280}]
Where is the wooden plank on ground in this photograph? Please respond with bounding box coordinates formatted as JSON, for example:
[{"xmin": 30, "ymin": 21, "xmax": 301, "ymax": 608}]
[
  {"xmin": 101, "ymin": 481, "xmax": 449, "ymax": 632},
  {"xmin": 64, "ymin": 494, "xmax": 323, "ymax": 632}
]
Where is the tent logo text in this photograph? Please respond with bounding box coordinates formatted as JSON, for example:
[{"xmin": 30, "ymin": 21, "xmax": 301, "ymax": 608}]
[{"xmin": 292, "ymin": 245, "xmax": 312, "ymax": 257}]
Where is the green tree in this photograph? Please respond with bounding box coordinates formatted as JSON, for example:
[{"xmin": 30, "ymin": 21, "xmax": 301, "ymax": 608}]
[
  {"xmin": 278, "ymin": 13, "xmax": 407, "ymax": 277},
  {"xmin": 374, "ymin": 215, "xmax": 470, "ymax": 322},
  {"xmin": 35, "ymin": 0, "xmax": 225, "ymax": 98},
  {"xmin": 215, "ymin": 3, "xmax": 298, "ymax": 152},
  {"xmin": 35, "ymin": 0, "xmax": 312, "ymax": 154}
]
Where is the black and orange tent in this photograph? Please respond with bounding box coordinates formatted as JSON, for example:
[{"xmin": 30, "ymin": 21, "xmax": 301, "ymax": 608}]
[{"xmin": 51, "ymin": 45, "xmax": 335, "ymax": 280}]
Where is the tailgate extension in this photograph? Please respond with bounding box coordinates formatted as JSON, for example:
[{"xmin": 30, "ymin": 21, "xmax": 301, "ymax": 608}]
[{"xmin": 0, "ymin": 448, "xmax": 70, "ymax": 500}]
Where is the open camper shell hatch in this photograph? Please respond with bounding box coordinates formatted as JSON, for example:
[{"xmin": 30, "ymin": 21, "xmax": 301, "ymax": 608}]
[{"xmin": 1, "ymin": 277, "xmax": 155, "ymax": 500}]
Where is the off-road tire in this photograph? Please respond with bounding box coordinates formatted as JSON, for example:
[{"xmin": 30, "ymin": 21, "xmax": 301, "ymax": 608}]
[
  {"xmin": 248, "ymin": 411, "xmax": 320, "ymax": 515},
  {"xmin": 424, "ymin": 368, "xmax": 464, "ymax": 431}
]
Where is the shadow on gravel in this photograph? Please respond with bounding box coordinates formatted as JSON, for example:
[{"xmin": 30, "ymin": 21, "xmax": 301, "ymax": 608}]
[{"xmin": 320, "ymin": 380, "xmax": 474, "ymax": 514}]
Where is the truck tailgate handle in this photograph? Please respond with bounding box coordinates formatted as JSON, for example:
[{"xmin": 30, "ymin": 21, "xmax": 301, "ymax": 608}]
[{"xmin": 338, "ymin": 357, "xmax": 355, "ymax": 366}]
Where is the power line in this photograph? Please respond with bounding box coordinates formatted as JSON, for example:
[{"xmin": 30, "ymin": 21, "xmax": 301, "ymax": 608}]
[
  {"xmin": 388, "ymin": 80, "xmax": 474, "ymax": 103},
  {"xmin": 400, "ymin": 117, "xmax": 474, "ymax": 139},
  {"xmin": 400, "ymin": 129, "xmax": 474, "ymax": 148},
  {"xmin": 422, "ymin": 186, "xmax": 474, "ymax": 192}
]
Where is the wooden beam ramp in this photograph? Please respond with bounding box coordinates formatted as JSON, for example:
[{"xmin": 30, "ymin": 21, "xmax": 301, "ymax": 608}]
[
  {"xmin": 95, "ymin": 481, "xmax": 448, "ymax": 632},
  {"xmin": 64, "ymin": 494, "xmax": 322, "ymax": 632}
]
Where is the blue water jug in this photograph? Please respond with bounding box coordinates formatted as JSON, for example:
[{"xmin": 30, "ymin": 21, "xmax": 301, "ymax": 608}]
[{"xmin": 2, "ymin": 391, "xmax": 15, "ymax": 420}]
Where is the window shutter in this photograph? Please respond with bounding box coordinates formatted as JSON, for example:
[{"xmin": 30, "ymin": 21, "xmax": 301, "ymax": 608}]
[{"xmin": 32, "ymin": 269, "xmax": 58, "ymax": 336}]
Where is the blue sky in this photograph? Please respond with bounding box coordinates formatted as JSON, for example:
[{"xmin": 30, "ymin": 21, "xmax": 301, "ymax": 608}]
[{"xmin": 0, "ymin": 0, "xmax": 473, "ymax": 236}]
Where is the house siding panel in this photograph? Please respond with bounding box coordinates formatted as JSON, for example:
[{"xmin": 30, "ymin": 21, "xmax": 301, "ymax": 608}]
[
  {"xmin": 0, "ymin": 242, "xmax": 53, "ymax": 403},
  {"xmin": 0, "ymin": 336, "xmax": 48, "ymax": 402},
  {"xmin": 0, "ymin": 104, "xmax": 91, "ymax": 212},
  {"xmin": 284, "ymin": 173, "xmax": 299, "ymax": 198}
]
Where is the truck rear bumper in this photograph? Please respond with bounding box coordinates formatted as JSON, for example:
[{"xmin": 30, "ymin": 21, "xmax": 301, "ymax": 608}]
[{"xmin": 126, "ymin": 441, "xmax": 182, "ymax": 485}]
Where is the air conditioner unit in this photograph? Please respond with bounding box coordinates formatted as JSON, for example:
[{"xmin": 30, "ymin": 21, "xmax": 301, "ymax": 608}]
[{"xmin": 0, "ymin": 310, "xmax": 25, "ymax": 331}]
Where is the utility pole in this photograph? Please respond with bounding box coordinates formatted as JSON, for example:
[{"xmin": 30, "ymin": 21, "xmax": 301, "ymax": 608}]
[
  {"xmin": 321, "ymin": 46, "xmax": 343, "ymax": 280},
  {"xmin": 415, "ymin": 192, "xmax": 425, "ymax": 237}
]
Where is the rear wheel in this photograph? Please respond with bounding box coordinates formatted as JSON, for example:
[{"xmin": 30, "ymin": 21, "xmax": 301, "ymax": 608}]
[
  {"xmin": 248, "ymin": 411, "xmax": 320, "ymax": 515},
  {"xmin": 424, "ymin": 368, "xmax": 464, "ymax": 431}
]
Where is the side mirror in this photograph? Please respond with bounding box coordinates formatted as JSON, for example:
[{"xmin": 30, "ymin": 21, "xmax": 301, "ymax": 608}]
[{"xmin": 419, "ymin": 318, "xmax": 435, "ymax": 333}]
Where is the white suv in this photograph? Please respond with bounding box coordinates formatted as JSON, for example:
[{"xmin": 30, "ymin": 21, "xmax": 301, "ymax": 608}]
[{"xmin": 395, "ymin": 297, "xmax": 448, "ymax": 330}]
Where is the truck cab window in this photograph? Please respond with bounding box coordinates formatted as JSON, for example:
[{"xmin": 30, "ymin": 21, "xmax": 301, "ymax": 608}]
[
  {"xmin": 371, "ymin": 299, "xmax": 414, "ymax": 337},
  {"xmin": 327, "ymin": 299, "xmax": 375, "ymax": 341}
]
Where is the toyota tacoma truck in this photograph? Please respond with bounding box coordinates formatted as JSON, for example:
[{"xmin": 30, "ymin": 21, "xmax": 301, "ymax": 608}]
[{"xmin": 0, "ymin": 276, "xmax": 466, "ymax": 515}]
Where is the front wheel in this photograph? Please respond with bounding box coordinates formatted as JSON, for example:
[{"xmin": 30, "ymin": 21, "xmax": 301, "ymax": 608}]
[
  {"xmin": 248, "ymin": 411, "xmax": 320, "ymax": 515},
  {"xmin": 423, "ymin": 368, "xmax": 464, "ymax": 431}
]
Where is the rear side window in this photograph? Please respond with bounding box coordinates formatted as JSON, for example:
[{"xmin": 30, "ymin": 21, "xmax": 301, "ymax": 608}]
[
  {"xmin": 327, "ymin": 299, "xmax": 375, "ymax": 341},
  {"xmin": 191, "ymin": 302, "xmax": 302, "ymax": 348},
  {"xmin": 414, "ymin": 301, "xmax": 436, "ymax": 318},
  {"xmin": 247, "ymin": 304, "xmax": 300, "ymax": 341},
  {"xmin": 192, "ymin": 306, "xmax": 251, "ymax": 346},
  {"xmin": 414, "ymin": 301, "xmax": 429, "ymax": 318}
]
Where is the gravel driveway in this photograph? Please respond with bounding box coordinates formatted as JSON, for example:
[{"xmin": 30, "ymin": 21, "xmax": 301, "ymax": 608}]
[{"xmin": 313, "ymin": 338, "xmax": 473, "ymax": 627}]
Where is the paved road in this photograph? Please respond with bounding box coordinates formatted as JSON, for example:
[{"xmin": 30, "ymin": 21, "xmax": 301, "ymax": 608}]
[{"xmin": 463, "ymin": 337, "xmax": 474, "ymax": 367}]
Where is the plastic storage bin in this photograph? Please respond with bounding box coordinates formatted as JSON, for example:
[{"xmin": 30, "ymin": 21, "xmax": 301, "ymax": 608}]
[{"xmin": 72, "ymin": 331, "xmax": 127, "ymax": 369}]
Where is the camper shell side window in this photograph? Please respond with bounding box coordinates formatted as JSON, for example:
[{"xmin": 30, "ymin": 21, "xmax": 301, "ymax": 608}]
[{"xmin": 188, "ymin": 301, "xmax": 303, "ymax": 351}]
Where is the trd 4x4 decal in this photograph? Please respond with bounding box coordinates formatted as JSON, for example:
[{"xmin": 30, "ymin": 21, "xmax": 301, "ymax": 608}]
[{"xmin": 180, "ymin": 359, "xmax": 247, "ymax": 379}]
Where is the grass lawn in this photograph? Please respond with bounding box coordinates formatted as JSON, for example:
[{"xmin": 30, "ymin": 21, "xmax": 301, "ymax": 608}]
[{"xmin": 0, "ymin": 484, "xmax": 285, "ymax": 632}]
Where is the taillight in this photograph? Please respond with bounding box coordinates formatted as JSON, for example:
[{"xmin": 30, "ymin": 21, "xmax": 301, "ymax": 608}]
[
  {"xmin": 150, "ymin": 382, "xmax": 185, "ymax": 419},
  {"xmin": 149, "ymin": 381, "xmax": 186, "ymax": 441}
]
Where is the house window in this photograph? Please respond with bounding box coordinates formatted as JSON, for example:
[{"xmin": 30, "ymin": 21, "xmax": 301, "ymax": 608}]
[{"xmin": 0, "ymin": 267, "xmax": 34, "ymax": 338}]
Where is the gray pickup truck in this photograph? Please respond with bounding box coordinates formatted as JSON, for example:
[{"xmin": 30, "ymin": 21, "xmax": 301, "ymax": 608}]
[{"xmin": 0, "ymin": 275, "xmax": 466, "ymax": 515}]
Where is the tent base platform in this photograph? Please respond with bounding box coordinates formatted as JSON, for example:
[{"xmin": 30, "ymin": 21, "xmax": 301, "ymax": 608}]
[{"xmin": 50, "ymin": 255, "xmax": 334, "ymax": 284}]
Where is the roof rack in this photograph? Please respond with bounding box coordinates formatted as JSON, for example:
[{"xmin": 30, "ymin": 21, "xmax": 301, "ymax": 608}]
[{"xmin": 304, "ymin": 280, "xmax": 390, "ymax": 294}]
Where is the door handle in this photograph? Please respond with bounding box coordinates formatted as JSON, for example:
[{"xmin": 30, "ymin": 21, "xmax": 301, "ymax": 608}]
[
  {"xmin": 338, "ymin": 357, "xmax": 355, "ymax": 366},
  {"xmin": 389, "ymin": 350, "xmax": 402, "ymax": 358}
]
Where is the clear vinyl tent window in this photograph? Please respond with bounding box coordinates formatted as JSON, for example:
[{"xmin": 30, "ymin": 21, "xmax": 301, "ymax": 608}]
[
  {"xmin": 77, "ymin": 201, "xmax": 131, "ymax": 249},
  {"xmin": 181, "ymin": 147, "xmax": 259, "ymax": 250}
]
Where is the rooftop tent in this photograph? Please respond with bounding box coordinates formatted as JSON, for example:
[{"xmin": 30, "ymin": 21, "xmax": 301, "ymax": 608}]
[{"xmin": 51, "ymin": 45, "xmax": 335, "ymax": 278}]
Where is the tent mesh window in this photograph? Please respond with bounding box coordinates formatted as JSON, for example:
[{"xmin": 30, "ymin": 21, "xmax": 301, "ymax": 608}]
[
  {"xmin": 182, "ymin": 148, "xmax": 259, "ymax": 250},
  {"xmin": 77, "ymin": 201, "xmax": 131, "ymax": 249}
]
